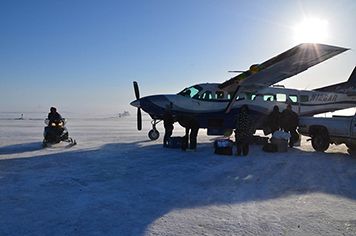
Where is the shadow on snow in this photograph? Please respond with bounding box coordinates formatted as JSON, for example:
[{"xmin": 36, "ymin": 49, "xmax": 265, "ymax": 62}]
[
  {"xmin": 0, "ymin": 141, "xmax": 355, "ymax": 235},
  {"xmin": 0, "ymin": 142, "xmax": 43, "ymax": 155}
]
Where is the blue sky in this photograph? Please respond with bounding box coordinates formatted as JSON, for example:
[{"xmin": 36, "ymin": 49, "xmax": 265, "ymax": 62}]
[{"xmin": 0, "ymin": 0, "xmax": 355, "ymax": 115}]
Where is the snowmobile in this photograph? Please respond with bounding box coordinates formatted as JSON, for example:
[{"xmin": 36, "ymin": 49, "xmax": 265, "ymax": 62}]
[{"xmin": 42, "ymin": 118, "xmax": 76, "ymax": 147}]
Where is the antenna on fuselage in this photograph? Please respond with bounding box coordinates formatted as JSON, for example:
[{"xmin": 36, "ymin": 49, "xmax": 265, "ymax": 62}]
[{"xmin": 228, "ymin": 71, "xmax": 244, "ymax": 73}]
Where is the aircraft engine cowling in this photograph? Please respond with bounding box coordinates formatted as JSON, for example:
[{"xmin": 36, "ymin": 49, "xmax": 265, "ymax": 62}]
[{"xmin": 249, "ymin": 64, "xmax": 260, "ymax": 74}]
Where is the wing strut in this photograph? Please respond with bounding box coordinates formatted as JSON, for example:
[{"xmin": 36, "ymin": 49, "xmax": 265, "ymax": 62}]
[{"xmin": 225, "ymin": 86, "xmax": 240, "ymax": 114}]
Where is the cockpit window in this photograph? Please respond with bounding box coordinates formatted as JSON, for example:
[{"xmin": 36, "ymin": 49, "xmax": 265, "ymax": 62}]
[{"xmin": 178, "ymin": 85, "xmax": 202, "ymax": 98}]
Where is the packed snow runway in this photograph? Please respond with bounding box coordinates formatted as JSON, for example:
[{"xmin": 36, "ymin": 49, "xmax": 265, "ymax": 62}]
[{"xmin": 0, "ymin": 115, "xmax": 356, "ymax": 236}]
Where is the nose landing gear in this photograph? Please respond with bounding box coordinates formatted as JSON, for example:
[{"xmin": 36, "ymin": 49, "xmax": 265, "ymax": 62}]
[{"xmin": 148, "ymin": 120, "xmax": 161, "ymax": 140}]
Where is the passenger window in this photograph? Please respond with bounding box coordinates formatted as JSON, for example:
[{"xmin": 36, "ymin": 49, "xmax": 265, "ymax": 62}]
[
  {"xmin": 215, "ymin": 91, "xmax": 225, "ymax": 99},
  {"xmin": 289, "ymin": 95, "xmax": 298, "ymax": 103},
  {"xmin": 263, "ymin": 95, "xmax": 274, "ymax": 101},
  {"xmin": 300, "ymin": 95, "xmax": 309, "ymax": 102},
  {"xmin": 246, "ymin": 93, "xmax": 256, "ymax": 100},
  {"xmin": 276, "ymin": 93, "xmax": 287, "ymax": 102},
  {"xmin": 227, "ymin": 93, "xmax": 239, "ymax": 100},
  {"xmin": 200, "ymin": 91, "xmax": 213, "ymax": 100}
]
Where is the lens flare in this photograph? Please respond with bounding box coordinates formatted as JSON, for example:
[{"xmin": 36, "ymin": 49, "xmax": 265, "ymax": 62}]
[{"xmin": 293, "ymin": 17, "xmax": 329, "ymax": 43}]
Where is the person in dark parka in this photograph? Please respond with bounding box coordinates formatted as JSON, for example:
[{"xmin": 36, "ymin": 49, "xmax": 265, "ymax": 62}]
[
  {"xmin": 266, "ymin": 105, "xmax": 281, "ymax": 134},
  {"xmin": 48, "ymin": 107, "xmax": 62, "ymax": 123},
  {"xmin": 235, "ymin": 105, "xmax": 253, "ymax": 156},
  {"xmin": 280, "ymin": 104, "xmax": 299, "ymax": 147},
  {"xmin": 178, "ymin": 115, "xmax": 199, "ymax": 151},
  {"xmin": 163, "ymin": 103, "xmax": 175, "ymax": 147}
]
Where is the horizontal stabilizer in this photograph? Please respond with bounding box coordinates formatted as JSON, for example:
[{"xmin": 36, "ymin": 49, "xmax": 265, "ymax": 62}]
[{"xmin": 315, "ymin": 66, "xmax": 356, "ymax": 94}]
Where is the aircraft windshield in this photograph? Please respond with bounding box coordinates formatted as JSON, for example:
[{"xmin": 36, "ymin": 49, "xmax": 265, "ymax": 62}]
[{"xmin": 178, "ymin": 85, "xmax": 202, "ymax": 98}]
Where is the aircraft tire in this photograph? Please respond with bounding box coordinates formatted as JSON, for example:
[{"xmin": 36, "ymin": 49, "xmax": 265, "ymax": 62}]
[
  {"xmin": 311, "ymin": 133, "xmax": 329, "ymax": 152},
  {"xmin": 148, "ymin": 129, "xmax": 160, "ymax": 140}
]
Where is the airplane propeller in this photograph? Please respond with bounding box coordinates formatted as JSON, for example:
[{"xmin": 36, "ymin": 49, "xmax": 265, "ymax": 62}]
[{"xmin": 133, "ymin": 81, "xmax": 142, "ymax": 130}]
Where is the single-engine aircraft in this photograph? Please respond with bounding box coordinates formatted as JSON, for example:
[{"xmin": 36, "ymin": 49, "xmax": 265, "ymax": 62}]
[{"xmin": 130, "ymin": 43, "xmax": 356, "ymax": 140}]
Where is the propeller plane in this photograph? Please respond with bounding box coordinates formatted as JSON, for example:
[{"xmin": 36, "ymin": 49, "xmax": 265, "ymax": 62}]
[{"xmin": 130, "ymin": 43, "xmax": 355, "ymax": 140}]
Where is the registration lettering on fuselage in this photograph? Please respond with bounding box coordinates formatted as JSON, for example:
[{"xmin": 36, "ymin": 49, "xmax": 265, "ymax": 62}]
[{"xmin": 309, "ymin": 94, "xmax": 337, "ymax": 102}]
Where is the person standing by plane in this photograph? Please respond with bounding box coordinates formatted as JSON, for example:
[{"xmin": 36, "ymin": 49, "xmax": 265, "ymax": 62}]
[
  {"xmin": 280, "ymin": 104, "xmax": 299, "ymax": 147},
  {"xmin": 163, "ymin": 103, "xmax": 175, "ymax": 147},
  {"xmin": 235, "ymin": 105, "xmax": 253, "ymax": 156},
  {"xmin": 179, "ymin": 115, "xmax": 199, "ymax": 151},
  {"xmin": 265, "ymin": 105, "xmax": 281, "ymax": 134}
]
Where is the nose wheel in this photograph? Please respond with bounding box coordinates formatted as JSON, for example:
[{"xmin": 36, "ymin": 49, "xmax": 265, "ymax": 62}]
[
  {"xmin": 148, "ymin": 120, "xmax": 161, "ymax": 140},
  {"xmin": 148, "ymin": 129, "xmax": 159, "ymax": 140}
]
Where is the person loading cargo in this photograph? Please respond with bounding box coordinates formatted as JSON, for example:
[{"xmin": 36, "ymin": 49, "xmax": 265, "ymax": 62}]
[
  {"xmin": 163, "ymin": 103, "xmax": 175, "ymax": 147},
  {"xmin": 265, "ymin": 105, "xmax": 281, "ymax": 134},
  {"xmin": 235, "ymin": 105, "xmax": 253, "ymax": 156},
  {"xmin": 280, "ymin": 104, "xmax": 299, "ymax": 147},
  {"xmin": 178, "ymin": 115, "xmax": 199, "ymax": 151}
]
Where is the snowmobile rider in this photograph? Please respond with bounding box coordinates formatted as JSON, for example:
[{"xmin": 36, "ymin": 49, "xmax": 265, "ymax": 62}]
[
  {"xmin": 163, "ymin": 103, "xmax": 175, "ymax": 147},
  {"xmin": 280, "ymin": 104, "xmax": 299, "ymax": 147},
  {"xmin": 43, "ymin": 106, "xmax": 76, "ymax": 147},
  {"xmin": 48, "ymin": 107, "xmax": 63, "ymax": 124}
]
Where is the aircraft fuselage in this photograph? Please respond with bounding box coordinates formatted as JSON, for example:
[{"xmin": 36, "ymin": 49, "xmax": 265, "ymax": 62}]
[{"xmin": 130, "ymin": 83, "xmax": 356, "ymax": 134}]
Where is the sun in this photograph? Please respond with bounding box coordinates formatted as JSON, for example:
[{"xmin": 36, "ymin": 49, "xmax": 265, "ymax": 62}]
[{"xmin": 293, "ymin": 17, "xmax": 329, "ymax": 43}]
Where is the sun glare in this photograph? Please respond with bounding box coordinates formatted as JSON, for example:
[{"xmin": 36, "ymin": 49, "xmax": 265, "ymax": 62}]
[{"xmin": 293, "ymin": 17, "xmax": 329, "ymax": 43}]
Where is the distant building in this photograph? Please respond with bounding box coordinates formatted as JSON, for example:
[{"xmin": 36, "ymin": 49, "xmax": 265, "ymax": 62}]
[{"xmin": 118, "ymin": 111, "xmax": 130, "ymax": 118}]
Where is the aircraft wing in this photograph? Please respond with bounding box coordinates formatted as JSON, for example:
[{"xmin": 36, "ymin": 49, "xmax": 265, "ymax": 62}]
[{"xmin": 219, "ymin": 43, "xmax": 349, "ymax": 93}]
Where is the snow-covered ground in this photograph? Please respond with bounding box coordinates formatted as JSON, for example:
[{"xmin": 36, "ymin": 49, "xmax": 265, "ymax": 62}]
[{"xmin": 0, "ymin": 115, "xmax": 355, "ymax": 236}]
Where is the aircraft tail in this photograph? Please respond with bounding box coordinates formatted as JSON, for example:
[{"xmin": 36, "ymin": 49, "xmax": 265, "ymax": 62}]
[
  {"xmin": 347, "ymin": 66, "xmax": 356, "ymax": 84},
  {"xmin": 315, "ymin": 66, "xmax": 356, "ymax": 94}
]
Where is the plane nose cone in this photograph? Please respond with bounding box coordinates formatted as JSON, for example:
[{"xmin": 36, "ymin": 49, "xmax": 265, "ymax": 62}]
[{"xmin": 130, "ymin": 99, "xmax": 141, "ymax": 108}]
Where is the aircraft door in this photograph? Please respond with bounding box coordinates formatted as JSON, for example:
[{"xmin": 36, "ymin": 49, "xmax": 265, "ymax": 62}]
[
  {"xmin": 350, "ymin": 115, "xmax": 356, "ymax": 139},
  {"xmin": 296, "ymin": 91, "xmax": 301, "ymax": 114}
]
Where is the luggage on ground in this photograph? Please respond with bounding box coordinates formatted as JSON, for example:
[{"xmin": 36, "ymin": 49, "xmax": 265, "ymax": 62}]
[
  {"xmin": 270, "ymin": 137, "xmax": 288, "ymax": 152},
  {"xmin": 167, "ymin": 136, "xmax": 183, "ymax": 148},
  {"xmin": 262, "ymin": 143, "xmax": 278, "ymax": 152},
  {"xmin": 214, "ymin": 139, "xmax": 234, "ymax": 155}
]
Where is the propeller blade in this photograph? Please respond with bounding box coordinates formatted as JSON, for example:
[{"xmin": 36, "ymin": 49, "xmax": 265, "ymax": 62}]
[
  {"xmin": 137, "ymin": 108, "xmax": 142, "ymax": 130},
  {"xmin": 133, "ymin": 81, "xmax": 142, "ymax": 130},
  {"xmin": 133, "ymin": 81, "xmax": 140, "ymax": 100}
]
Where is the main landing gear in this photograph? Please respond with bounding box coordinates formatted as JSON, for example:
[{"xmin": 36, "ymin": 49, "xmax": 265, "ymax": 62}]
[{"xmin": 148, "ymin": 119, "xmax": 160, "ymax": 140}]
